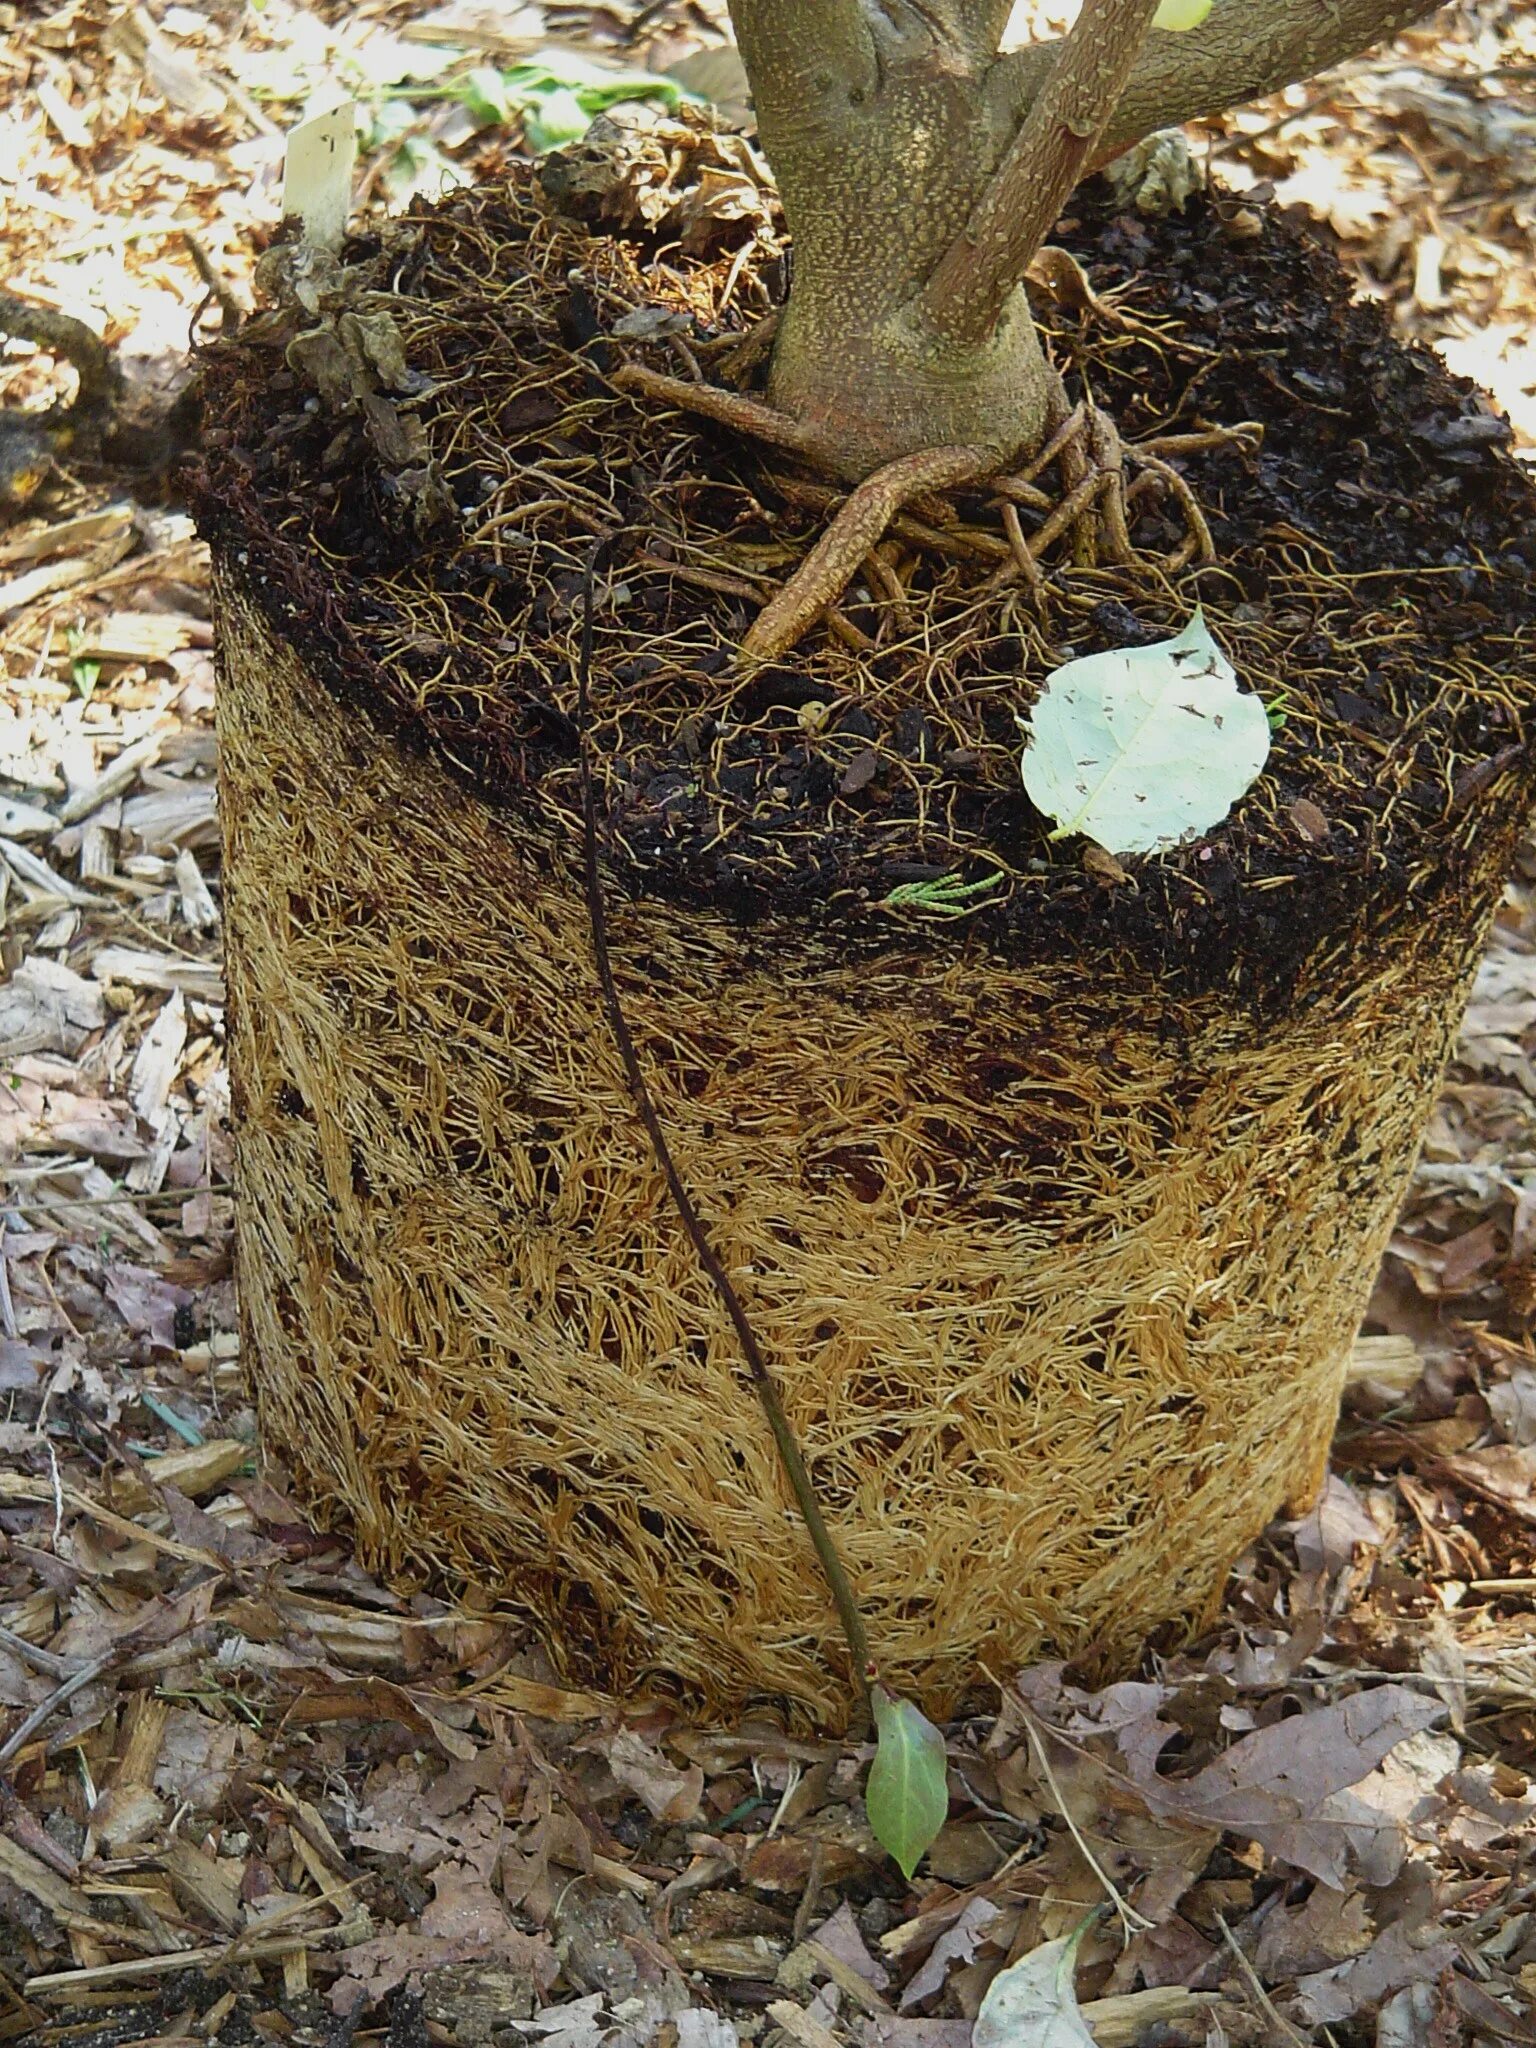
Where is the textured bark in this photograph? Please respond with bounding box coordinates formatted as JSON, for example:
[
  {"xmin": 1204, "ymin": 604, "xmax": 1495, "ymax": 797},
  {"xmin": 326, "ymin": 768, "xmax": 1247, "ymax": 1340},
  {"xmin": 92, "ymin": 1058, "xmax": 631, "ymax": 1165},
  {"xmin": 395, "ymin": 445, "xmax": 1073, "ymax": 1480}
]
[
  {"xmin": 921, "ymin": 0, "xmax": 1162, "ymax": 348},
  {"xmin": 990, "ymin": 0, "xmax": 1444, "ymax": 163},
  {"xmin": 725, "ymin": 0, "xmax": 1442, "ymax": 476},
  {"xmin": 739, "ymin": 27, "xmax": 1055, "ymax": 476}
]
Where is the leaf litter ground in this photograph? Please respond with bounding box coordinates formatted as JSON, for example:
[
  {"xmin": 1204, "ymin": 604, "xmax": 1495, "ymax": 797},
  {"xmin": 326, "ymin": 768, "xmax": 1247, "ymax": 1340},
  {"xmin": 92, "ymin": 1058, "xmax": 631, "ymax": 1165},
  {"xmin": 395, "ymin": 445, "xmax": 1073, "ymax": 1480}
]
[{"xmin": 5, "ymin": 2, "xmax": 1536, "ymax": 2045}]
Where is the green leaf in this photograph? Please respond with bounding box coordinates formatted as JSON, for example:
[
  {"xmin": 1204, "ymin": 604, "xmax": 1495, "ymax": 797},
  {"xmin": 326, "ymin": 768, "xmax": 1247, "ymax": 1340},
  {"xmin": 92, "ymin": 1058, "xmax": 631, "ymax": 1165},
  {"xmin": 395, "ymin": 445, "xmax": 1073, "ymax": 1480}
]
[
  {"xmin": 1018, "ymin": 607, "xmax": 1270, "ymax": 856},
  {"xmin": 972, "ymin": 1916, "xmax": 1100, "ymax": 2048},
  {"xmin": 521, "ymin": 85, "xmax": 593, "ymax": 153},
  {"xmin": 378, "ymin": 133, "xmax": 464, "ymax": 207},
  {"xmin": 455, "ymin": 64, "xmax": 517, "ymax": 128},
  {"xmin": 1152, "ymin": 0, "xmax": 1214, "ymax": 28},
  {"xmin": 865, "ymin": 1688, "xmax": 948, "ymax": 1880}
]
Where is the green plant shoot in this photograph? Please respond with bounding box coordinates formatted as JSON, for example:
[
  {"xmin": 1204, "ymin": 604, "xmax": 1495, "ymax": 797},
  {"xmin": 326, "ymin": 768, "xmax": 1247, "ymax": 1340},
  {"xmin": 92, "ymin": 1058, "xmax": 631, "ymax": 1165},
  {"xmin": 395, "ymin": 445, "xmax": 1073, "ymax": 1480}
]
[{"xmin": 880, "ymin": 871, "xmax": 1004, "ymax": 917}]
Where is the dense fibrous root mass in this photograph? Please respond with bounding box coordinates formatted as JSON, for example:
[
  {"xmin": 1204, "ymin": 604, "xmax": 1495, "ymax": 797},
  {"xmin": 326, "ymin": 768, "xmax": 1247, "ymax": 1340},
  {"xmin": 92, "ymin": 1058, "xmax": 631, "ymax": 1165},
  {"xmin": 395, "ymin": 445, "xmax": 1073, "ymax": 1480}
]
[{"xmin": 615, "ymin": 355, "xmax": 1258, "ymax": 660}]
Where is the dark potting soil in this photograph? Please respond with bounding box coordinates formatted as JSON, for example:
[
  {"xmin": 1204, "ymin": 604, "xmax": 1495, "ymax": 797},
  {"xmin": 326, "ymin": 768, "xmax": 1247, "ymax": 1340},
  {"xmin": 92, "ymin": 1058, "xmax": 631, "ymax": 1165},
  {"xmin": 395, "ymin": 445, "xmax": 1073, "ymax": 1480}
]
[{"xmin": 191, "ymin": 168, "xmax": 1536, "ymax": 1012}]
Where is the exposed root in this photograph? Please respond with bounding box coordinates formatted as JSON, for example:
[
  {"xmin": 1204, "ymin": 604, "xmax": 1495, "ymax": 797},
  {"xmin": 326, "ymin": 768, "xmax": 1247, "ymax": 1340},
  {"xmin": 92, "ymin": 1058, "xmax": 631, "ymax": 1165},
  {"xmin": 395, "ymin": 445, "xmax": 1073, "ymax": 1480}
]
[
  {"xmin": 1133, "ymin": 422, "xmax": 1263, "ymax": 458},
  {"xmin": 614, "ymin": 348, "xmax": 1239, "ymax": 656},
  {"xmin": 1046, "ymin": 381, "xmax": 1099, "ymax": 567},
  {"xmin": 773, "ymin": 472, "xmax": 1010, "ymax": 565},
  {"xmin": 997, "ymin": 400, "xmax": 1088, "ymax": 492},
  {"xmin": 985, "ymin": 398, "xmax": 1226, "ymax": 596},
  {"xmin": 742, "ymin": 444, "xmax": 992, "ymax": 662},
  {"xmin": 864, "ymin": 547, "xmax": 917, "ymax": 634},
  {"xmin": 999, "ymin": 499, "xmax": 1045, "ymax": 595},
  {"xmin": 1026, "ymin": 245, "xmax": 1163, "ymax": 343},
  {"xmin": 695, "ymin": 309, "xmax": 781, "ymax": 384},
  {"xmin": 611, "ymin": 362, "xmax": 823, "ymax": 460},
  {"xmin": 1130, "ymin": 450, "xmax": 1218, "ymax": 567},
  {"xmin": 1089, "ymin": 406, "xmax": 1134, "ymax": 565}
]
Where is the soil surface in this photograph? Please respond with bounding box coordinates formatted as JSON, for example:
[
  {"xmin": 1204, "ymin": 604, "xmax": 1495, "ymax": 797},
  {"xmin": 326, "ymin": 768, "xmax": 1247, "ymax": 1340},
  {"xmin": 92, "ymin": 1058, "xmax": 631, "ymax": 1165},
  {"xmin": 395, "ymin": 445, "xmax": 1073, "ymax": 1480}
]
[{"xmin": 193, "ymin": 168, "xmax": 1536, "ymax": 1010}]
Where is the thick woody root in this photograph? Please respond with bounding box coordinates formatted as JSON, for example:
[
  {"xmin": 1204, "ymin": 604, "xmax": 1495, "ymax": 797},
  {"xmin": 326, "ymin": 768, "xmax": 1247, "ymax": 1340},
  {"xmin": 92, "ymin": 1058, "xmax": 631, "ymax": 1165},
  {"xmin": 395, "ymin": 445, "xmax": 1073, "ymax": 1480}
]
[
  {"xmin": 614, "ymin": 356, "xmax": 1260, "ymax": 660},
  {"xmin": 742, "ymin": 444, "xmax": 993, "ymax": 660}
]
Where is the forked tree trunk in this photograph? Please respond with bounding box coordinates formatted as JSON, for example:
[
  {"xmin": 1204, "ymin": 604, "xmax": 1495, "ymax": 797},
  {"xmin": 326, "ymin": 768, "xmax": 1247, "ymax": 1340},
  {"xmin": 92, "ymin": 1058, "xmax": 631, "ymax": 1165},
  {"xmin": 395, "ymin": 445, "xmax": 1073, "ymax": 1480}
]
[{"xmin": 730, "ymin": 0, "xmax": 1440, "ymax": 473}]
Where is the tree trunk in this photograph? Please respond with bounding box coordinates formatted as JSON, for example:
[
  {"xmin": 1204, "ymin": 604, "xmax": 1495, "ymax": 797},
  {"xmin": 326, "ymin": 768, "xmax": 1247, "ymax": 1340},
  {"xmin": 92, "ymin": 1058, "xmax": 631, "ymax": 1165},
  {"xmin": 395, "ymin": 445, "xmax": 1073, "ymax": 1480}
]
[{"xmin": 749, "ymin": 56, "xmax": 1055, "ymax": 474}]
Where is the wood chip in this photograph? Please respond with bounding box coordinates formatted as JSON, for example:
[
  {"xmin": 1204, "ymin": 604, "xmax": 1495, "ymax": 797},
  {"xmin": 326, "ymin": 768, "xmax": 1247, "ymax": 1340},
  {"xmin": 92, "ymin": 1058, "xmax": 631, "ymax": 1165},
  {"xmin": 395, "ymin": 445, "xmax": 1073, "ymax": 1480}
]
[
  {"xmin": 0, "ymin": 502, "xmax": 135, "ymax": 569},
  {"xmin": 0, "ymin": 527, "xmax": 137, "ymax": 617},
  {"xmin": 36, "ymin": 72, "xmax": 93, "ymax": 149},
  {"xmin": 1347, "ymin": 1333, "xmax": 1424, "ymax": 1389},
  {"xmin": 130, "ymin": 988, "xmax": 188, "ymax": 1126},
  {"xmin": 0, "ymin": 794, "xmax": 59, "ymax": 837},
  {"xmin": 58, "ymin": 735, "xmax": 164, "ymax": 825},
  {"xmin": 1080, "ymin": 1988, "xmax": 1222, "ymax": 2046},
  {"xmin": 768, "ymin": 2001, "xmax": 842, "ymax": 2048},
  {"xmin": 90, "ymin": 947, "xmax": 223, "ymax": 1001},
  {"xmin": 76, "ymin": 612, "xmax": 207, "ymax": 664},
  {"xmin": 1, "ymin": 835, "xmax": 110, "ymax": 907},
  {"xmin": 25, "ymin": 1933, "xmax": 312, "ymax": 1994},
  {"xmin": 174, "ymin": 846, "xmax": 220, "ymax": 929},
  {"xmin": 120, "ymin": 783, "xmax": 218, "ymax": 852},
  {"xmin": 0, "ymin": 955, "xmax": 108, "ymax": 1056},
  {"xmin": 159, "ymin": 1837, "xmax": 244, "ymax": 1935},
  {"xmin": 113, "ymin": 1438, "xmax": 249, "ymax": 1514},
  {"xmin": 80, "ymin": 819, "xmax": 117, "ymax": 883}
]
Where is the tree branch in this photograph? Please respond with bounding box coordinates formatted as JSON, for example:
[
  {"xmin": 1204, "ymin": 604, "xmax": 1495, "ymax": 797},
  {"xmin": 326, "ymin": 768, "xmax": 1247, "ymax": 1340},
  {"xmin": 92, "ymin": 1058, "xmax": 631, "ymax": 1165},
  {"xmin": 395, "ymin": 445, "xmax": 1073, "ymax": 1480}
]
[
  {"xmin": 987, "ymin": 0, "xmax": 1443, "ymax": 166},
  {"xmin": 919, "ymin": 0, "xmax": 1162, "ymax": 348},
  {"xmin": 957, "ymin": 1, "xmax": 1022, "ymax": 60}
]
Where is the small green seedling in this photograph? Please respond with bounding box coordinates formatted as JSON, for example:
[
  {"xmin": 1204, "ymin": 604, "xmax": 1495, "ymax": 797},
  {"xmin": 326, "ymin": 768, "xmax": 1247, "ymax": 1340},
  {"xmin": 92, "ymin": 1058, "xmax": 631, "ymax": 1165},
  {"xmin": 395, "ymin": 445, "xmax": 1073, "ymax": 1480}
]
[{"xmin": 865, "ymin": 1687, "xmax": 949, "ymax": 1880}]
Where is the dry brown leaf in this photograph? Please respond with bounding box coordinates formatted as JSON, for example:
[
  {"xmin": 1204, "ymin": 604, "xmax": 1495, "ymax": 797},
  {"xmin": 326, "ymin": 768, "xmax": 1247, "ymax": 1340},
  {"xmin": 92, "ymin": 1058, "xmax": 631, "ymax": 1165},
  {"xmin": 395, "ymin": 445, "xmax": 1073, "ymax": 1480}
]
[
  {"xmin": 1438, "ymin": 1442, "xmax": 1536, "ymax": 1522},
  {"xmin": 605, "ymin": 1726, "xmax": 705, "ymax": 1824},
  {"xmin": 1487, "ymin": 1361, "xmax": 1536, "ymax": 1445},
  {"xmin": 1018, "ymin": 1668, "xmax": 1447, "ymax": 1888},
  {"xmin": 328, "ymin": 1862, "xmax": 557, "ymax": 2013},
  {"xmin": 899, "ymin": 1896, "xmax": 1001, "ymax": 2008},
  {"xmin": 1290, "ymin": 1919, "xmax": 1459, "ymax": 2026}
]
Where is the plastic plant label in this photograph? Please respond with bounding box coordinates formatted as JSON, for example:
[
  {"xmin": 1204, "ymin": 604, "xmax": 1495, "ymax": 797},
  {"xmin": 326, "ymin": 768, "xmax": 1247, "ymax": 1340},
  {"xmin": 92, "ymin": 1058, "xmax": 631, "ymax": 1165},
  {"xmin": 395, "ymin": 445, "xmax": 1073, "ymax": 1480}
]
[
  {"xmin": 1152, "ymin": 0, "xmax": 1214, "ymax": 28},
  {"xmin": 1018, "ymin": 607, "xmax": 1270, "ymax": 856},
  {"xmin": 281, "ymin": 103, "xmax": 358, "ymax": 250},
  {"xmin": 865, "ymin": 1688, "xmax": 948, "ymax": 1880},
  {"xmin": 973, "ymin": 1917, "xmax": 1098, "ymax": 2048}
]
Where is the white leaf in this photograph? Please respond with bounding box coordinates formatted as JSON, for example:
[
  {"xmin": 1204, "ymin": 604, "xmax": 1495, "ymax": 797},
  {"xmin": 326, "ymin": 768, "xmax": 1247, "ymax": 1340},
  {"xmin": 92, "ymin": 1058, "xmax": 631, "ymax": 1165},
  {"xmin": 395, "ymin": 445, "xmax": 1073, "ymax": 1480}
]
[
  {"xmin": 281, "ymin": 103, "xmax": 358, "ymax": 250},
  {"xmin": 974, "ymin": 1922, "xmax": 1096, "ymax": 2048},
  {"xmin": 1018, "ymin": 608, "xmax": 1269, "ymax": 855}
]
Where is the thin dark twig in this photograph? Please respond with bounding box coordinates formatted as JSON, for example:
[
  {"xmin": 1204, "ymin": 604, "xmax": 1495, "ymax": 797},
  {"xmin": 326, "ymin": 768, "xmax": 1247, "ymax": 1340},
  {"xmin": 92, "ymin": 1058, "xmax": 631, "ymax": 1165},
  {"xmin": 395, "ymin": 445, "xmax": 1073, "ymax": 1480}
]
[
  {"xmin": 0, "ymin": 1650, "xmax": 114, "ymax": 1770},
  {"xmin": 574, "ymin": 540, "xmax": 874, "ymax": 1705},
  {"xmin": 0, "ymin": 1620, "xmax": 76, "ymax": 1679}
]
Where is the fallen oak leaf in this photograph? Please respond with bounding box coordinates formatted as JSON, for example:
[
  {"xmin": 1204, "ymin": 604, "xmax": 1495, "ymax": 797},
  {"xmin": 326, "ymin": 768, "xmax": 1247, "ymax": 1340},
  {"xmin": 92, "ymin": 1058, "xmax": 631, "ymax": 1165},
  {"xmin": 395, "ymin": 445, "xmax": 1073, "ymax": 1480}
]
[
  {"xmin": 1120, "ymin": 1685, "xmax": 1446, "ymax": 1888},
  {"xmin": 1291, "ymin": 1919, "xmax": 1459, "ymax": 2028}
]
